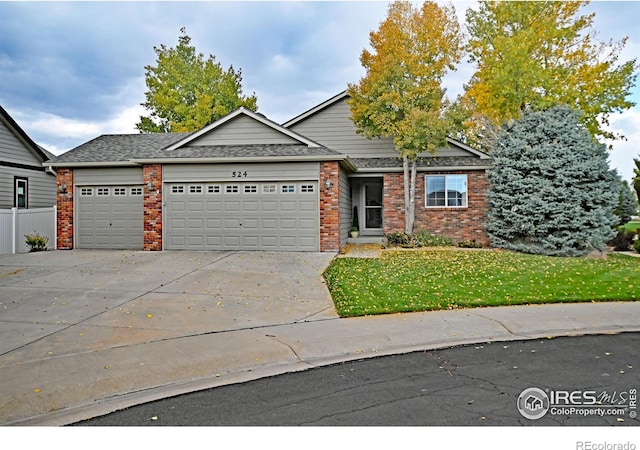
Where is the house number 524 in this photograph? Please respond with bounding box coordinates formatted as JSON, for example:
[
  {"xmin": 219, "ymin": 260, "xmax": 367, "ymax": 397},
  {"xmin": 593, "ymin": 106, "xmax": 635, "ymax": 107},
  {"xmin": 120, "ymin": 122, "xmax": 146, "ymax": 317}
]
[{"xmin": 232, "ymin": 171, "xmax": 248, "ymax": 178}]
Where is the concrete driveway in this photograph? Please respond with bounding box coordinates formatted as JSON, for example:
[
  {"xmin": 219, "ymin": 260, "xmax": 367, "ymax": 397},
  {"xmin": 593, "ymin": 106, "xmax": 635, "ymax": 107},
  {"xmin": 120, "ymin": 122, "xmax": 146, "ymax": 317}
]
[{"xmin": 0, "ymin": 249, "xmax": 337, "ymax": 425}]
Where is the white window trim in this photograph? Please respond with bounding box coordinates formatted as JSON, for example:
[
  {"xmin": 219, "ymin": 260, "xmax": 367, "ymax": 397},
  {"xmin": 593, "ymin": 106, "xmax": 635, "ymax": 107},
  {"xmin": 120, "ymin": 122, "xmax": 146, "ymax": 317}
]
[{"xmin": 425, "ymin": 174, "xmax": 468, "ymax": 208}]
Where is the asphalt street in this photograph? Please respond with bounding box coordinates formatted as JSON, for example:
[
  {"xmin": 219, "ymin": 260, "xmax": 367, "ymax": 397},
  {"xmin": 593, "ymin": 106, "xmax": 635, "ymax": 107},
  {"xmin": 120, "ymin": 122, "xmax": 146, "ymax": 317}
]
[{"xmin": 74, "ymin": 332, "xmax": 639, "ymax": 427}]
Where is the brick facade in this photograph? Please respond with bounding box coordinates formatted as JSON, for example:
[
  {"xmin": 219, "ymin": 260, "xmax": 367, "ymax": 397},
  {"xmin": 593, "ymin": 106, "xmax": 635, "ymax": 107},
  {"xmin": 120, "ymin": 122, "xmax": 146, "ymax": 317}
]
[
  {"xmin": 383, "ymin": 170, "xmax": 490, "ymax": 246},
  {"xmin": 56, "ymin": 168, "xmax": 74, "ymax": 249},
  {"xmin": 143, "ymin": 164, "xmax": 163, "ymax": 251},
  {"xmin": 319, "ymin": 161, "xmax": 341, "ymax": 252}
]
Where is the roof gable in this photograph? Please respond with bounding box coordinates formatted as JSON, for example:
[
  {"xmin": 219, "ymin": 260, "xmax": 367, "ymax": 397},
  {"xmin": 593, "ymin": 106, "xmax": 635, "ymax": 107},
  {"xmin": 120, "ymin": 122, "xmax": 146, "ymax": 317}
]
[
  {"xmin": 0, "ymin": 104, "xmax": 51, "ymax": 164},
  {"xmin": 164, "ymin": 107, "xmax": 321, "ymax": 151}
]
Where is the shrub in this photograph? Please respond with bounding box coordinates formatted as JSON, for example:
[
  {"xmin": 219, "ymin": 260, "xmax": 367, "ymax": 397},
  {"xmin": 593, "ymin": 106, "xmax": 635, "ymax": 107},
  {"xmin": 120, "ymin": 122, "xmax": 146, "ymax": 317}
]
[
  {"xmin": 609, "ymin": 228, "xmax": 636, "ymax": 251},
  {"xmin": 634, "ymin": 239, "xmax": 640, "ymax": 254},
  {"xmin": 458, "ymin": 239, "xmax": 483, "ymax": 248},
  {"xmin": 385, "ymin": 231, "xmax": 420, "ymax": 248},
  {"xmin": 415, "ymin": 230, "xmax": 454, "ymax": 247},
  {"xmin": 25, "ymin": 232, "xmax": 49, "ymax": 252}
]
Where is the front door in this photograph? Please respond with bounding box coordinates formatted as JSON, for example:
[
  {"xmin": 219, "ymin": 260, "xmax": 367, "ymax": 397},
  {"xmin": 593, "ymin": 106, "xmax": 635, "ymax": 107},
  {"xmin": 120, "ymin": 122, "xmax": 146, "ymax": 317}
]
[{"xmin": 363, "ymin": 181, "xmax": 383, "ymax": 233}]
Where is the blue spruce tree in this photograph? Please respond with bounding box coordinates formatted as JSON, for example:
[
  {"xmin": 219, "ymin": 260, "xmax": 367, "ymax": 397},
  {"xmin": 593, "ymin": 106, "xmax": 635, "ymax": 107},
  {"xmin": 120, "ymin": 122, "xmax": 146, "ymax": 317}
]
[{"xmin": 486, "ymin": 106, "xmax": 618, "ymax": 256}]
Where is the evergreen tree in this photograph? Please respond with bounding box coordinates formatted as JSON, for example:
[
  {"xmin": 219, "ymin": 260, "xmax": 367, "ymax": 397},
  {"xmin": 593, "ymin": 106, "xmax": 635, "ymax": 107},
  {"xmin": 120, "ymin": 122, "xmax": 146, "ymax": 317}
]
[
  {"xmin": 615, "ymin": 179, "xmax": 638, "ymax": 225},
  {"xmin": 486, "ymin": 106, "xmax": 618, "ymax": 256},
  {"xmin": 633, "ymin": 156, "xmax": 640, "ymax": 203}
]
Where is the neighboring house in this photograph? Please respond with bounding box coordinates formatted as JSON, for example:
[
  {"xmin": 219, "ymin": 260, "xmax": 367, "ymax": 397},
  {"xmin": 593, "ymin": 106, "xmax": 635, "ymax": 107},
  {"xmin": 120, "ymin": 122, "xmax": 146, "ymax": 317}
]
[
  {"xmin": 45, "ymin": 91, "xmax": 492, "ymax": 253},
  {"xmin": 0, "ymin": 105, "xmax": 56, "ymax": 209}
]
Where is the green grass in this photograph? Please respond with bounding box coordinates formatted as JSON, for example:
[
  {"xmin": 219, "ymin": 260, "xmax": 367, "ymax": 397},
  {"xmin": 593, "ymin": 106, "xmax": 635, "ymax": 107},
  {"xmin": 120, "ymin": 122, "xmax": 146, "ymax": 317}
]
[
  {"xmin": 623, "ymin": 220, "xmax": 640, "ymax": 232},
  {"xmin": 323, "ymin": 249, "xmax": 640, "ymax": 317}
]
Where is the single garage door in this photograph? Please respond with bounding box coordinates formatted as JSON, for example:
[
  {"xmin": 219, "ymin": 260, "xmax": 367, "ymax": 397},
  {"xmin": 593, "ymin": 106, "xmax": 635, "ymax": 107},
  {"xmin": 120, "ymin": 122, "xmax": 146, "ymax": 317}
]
[
  {"xmin": 165, "ymin": 181, "xmax": 319, "ymax": 251},
  {"xmin": 76, "ymin": 185, "xmax": 144, "ymax": 249}
]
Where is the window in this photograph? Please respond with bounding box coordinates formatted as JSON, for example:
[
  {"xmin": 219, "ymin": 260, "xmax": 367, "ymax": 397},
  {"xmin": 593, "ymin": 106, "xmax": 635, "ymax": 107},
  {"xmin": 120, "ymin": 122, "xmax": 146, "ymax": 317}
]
[
  {"xmin": 15, "ymin": 177, "xmax": 28, "ymax": 208},
  {"xmin": 207, "ymin": 185, "xmax": 221, "ymax": 194},
  {"xmin": 244, "ymin": 185, "xmax": 257, "ymax": 193},
  {"xmin": 226, "ymin": 185, "xmax": 239, "ymax": 193},
  {"xmin": 130, "ymin": 187, "xmax": 143, "ymax": 196},
  {"xmin": 301, "ymin": 184, "xmax": 315, "ymax": 193},
  {"xmin": 114, "ymin": 188, "xmax": 126, "ymax": 196},
  {"xmin": 97, "ymin": 187, "xmax": 109, "ymax": 196},
  {"xmin": 80, "ymin": 187, "xmax": 93, "ymax": 196},
  {"xmin": 171, "ymin": 185, "xmax": 184, "ymax": 194},
  {"xmin": 262, "ymin": 184, "xmax": 276, "ymax": 194},
  {"xmin": 189, "ymin": 185, "xmax": 203, "ymax": 194},
  {"xmin": 425, "ymin": 175, "xmax": 467, "ymax": 207},
  {"xmin": 281, "ymin": 184, "xmax": 295, "ymax": 193}
]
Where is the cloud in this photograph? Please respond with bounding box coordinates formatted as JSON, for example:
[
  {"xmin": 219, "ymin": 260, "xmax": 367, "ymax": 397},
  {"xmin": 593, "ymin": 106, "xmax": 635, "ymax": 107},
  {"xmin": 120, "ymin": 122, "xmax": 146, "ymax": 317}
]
[{"xmin": 605, "ymin": 107, "xmax": 640, "ymax": 183}]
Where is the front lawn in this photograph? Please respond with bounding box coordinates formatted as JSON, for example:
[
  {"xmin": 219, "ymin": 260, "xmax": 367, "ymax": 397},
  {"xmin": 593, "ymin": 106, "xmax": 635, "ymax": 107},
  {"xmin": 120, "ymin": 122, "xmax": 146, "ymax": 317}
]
[
  {"xmin": 624, "ymin": 220, "xmax": 640, "ymax": 232},
  {"xmin": 323, "ymin": 249, "xmax": 640, "ymax": 317}
]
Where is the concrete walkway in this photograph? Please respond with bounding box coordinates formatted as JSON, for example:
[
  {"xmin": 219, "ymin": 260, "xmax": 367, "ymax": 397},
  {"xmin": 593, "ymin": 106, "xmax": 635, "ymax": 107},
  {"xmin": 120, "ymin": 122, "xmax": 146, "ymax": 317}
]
[{"xmin": 0, "ymin": 249, "xmax": 639, "ymax": 426}]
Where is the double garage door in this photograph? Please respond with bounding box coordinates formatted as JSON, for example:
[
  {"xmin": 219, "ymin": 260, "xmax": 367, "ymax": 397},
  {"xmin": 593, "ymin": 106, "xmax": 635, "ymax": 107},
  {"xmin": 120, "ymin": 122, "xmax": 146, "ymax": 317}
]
[
  {"xmin": 165, "ymin": 181, "xmax": 319, "ymax": 251},
  {"xmin": 76, "ymin": 181, "xmax": 320, "ymax": 251}
]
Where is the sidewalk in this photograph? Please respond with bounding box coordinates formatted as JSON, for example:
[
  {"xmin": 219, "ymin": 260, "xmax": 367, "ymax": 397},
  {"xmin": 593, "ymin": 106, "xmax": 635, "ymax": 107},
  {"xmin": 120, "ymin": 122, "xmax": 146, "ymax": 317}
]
[{"xmin": 1, "ymin": 249, "xmax": 639, "ymax": 426}]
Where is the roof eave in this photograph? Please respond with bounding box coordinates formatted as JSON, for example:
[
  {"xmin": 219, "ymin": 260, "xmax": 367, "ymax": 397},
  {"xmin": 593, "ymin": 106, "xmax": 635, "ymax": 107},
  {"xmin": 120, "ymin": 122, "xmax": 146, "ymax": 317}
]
[
  {"xmin": 355, "ymin": 165, "xmax": 493, "ymax": 173},
  {"xmin": 130, "ymin": 155, "xmax": 350, "ymax": 165},
  {"xmin": 44, "ymin": 160, "xmax": 141, "ymax": 168}
]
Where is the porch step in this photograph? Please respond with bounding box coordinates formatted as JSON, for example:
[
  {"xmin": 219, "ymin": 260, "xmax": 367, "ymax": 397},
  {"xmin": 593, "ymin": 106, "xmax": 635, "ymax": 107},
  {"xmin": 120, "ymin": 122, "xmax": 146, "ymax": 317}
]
[{"xmin": 347, "ymin": 236, "xmax": 385, "ymax": 245}]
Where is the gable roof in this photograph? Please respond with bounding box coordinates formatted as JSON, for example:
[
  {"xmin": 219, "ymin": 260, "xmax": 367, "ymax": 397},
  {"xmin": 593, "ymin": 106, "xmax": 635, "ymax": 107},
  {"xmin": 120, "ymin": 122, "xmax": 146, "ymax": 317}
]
[
  {"xmin": 0, "ymin": 104, "xmax": 52, "ymax": 163},
  {"xmin": 47, "ymin": 133, "xmax": 347, "ymax": 167},
  {"xmin": 164, "ymin": 107, "xmax": 322, "ymax": 151},
  {"xmin": 283, "ymin": 91, "xmax": 349, "ymax": 128}
]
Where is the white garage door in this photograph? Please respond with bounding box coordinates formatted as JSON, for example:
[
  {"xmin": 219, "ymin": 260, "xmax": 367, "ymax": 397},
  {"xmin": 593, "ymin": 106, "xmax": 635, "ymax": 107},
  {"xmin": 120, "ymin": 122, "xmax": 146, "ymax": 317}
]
[
  {"xmin": 76, "ymin": 186, "xmax": 144, "ymax": 249},
  {"xmin": 165, "ymin": 181, "xmax": 319, "ymax": 251}
]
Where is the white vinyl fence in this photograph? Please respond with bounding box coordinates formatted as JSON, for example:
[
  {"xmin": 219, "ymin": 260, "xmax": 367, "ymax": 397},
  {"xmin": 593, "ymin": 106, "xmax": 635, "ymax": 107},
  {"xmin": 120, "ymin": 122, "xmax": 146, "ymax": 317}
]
[{"xmin": 0, "ymin": 207, "xmax": 56, "ymax": 254}]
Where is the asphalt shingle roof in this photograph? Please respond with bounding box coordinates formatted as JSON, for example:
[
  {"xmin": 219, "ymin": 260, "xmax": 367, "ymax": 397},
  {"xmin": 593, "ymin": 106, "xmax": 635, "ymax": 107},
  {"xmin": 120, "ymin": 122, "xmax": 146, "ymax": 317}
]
[
  {"xmin": 52, "ymin": 134, "xmax": 342, "ymax": 163},
  {"xmin": 52, "ymin": 133, "xmax": 191, "ymax": 163},
  {"xmin": 351, "ymin": 156, "xmax": 493, "ymax": 169}
]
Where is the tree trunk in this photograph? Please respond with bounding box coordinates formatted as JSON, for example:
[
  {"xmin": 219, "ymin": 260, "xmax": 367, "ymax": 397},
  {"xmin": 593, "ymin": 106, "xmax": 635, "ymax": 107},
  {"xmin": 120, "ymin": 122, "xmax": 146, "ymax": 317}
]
[{"xmin": 403, "ymin": 156, "xmax": 417, "ymax": 234}]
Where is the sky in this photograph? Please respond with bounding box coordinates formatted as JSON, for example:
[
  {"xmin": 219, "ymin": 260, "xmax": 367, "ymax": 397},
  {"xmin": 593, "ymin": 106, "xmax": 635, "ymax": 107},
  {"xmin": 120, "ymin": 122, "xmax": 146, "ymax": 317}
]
[{"xmin": 1, "ymin": 0, "xmax": 639, "ymax": 182}]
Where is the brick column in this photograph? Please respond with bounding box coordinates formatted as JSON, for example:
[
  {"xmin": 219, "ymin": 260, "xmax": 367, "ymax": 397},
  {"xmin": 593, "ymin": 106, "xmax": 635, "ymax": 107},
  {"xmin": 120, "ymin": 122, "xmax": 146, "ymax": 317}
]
[
  {"xmin": 56, "ymin": 168, "xmax": 74, "ymax": 249},
  {"xmin": 319, "ymin": 161, "xmax": 340, "ymax": 252},
  {"xmin": 143, "ymin": 164, "xmax": 163, "ymax": 251},
  {"xmin": 383, "ymin": 172, "xmax": 405, "ymax": 233}
]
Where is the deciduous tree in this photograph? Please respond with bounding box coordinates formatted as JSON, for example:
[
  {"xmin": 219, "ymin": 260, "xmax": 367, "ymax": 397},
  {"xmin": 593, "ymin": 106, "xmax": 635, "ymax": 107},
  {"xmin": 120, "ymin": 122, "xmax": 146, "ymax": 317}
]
[
  {"xmin": 463, "ymin": 1, "xmax": 637, "ymax": 149},
  {"xmin": 137, "ymin": 28, "xmax": 257, "ymax": 133},
  {"xmin": 347, "ymin": 1, "xmax": 463, "ymax": 234}
]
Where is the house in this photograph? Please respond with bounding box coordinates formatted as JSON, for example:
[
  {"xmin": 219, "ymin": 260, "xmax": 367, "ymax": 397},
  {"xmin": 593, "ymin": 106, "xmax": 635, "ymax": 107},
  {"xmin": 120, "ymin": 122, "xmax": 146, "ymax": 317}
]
[
  {"xmin": 45, "ymin": 91, "xmax": 492, "ymax": 253},
  {"xmin": 0, "ymin": 105, "xmax": 56, "ymax": 209}
]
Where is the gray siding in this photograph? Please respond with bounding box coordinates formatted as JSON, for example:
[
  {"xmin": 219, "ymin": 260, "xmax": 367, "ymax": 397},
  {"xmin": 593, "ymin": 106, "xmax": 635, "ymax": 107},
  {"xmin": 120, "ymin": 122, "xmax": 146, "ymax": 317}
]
[
  {"xmin": 163, "ymin": 162, "xmax": 320, "ymax": 183},
  {"xmin": 0, "ymin": 117, "xmax": 55, "ymax": 209},
  {"xmin": 288, "ymin": 99, "xmax": 475, "ymax": 158},
  {"xmin": 191, "ymin": 115, "xmax": 300, "ymax": 146},
  {"xmin": 339, "ymin": 165, "xmax": 352, "ymax": 247},
  {"xmin": 0, "ymin": 166, "xmax": 55, "ymax": 209},
  {"xmin": 0, "ymin": 118, "xmax": 43, "ymax": 166},
  {"xmin": 74, "ymin": 167, "xmax": 143, "ymax": 185}
]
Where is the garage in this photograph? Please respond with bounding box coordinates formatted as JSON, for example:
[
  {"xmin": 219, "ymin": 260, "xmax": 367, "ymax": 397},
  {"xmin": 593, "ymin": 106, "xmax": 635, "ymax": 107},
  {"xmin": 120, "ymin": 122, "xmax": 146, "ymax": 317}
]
[
  {"xmin": 76, "ymin": 185, "xmax": 144, "ymax": 249},
  {"xmin": 165, "ymin": 180, "xmax": 319, "ymax": 251}
]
